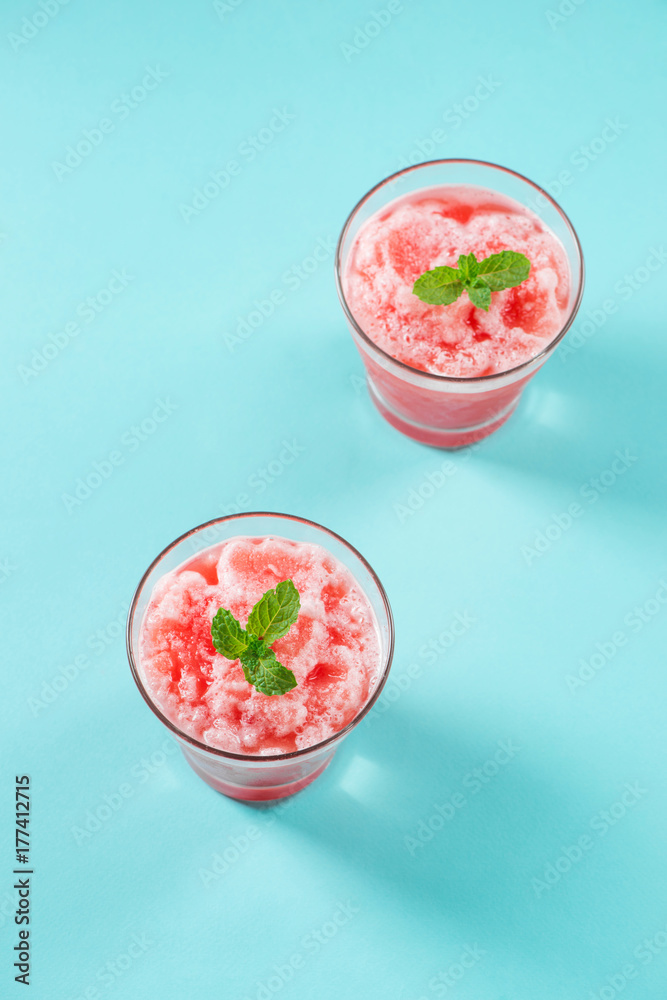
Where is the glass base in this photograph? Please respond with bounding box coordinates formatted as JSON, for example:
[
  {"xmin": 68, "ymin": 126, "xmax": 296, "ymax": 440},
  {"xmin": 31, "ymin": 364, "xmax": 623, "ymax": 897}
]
[
  {"xmin": 181, "ymin": 746, "xmax": 335, "ymax": 801},
  {"xmin": 367, "ymin": 377, "xmax": 520, "ymax": 448}
]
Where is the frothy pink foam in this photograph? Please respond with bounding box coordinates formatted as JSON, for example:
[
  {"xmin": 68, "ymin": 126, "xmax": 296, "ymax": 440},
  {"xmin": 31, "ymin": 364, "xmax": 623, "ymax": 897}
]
[
  {"xmin": 138, "ymin": 536, "xmax": 381, "ymax": 756},
  {"xmin": 343, "ymin": 185, "xmax": 571, "ymax": 377}
]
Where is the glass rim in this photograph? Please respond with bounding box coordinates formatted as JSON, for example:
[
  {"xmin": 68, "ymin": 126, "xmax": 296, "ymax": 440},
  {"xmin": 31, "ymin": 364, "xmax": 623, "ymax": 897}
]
[
  {"xmin": 126, "ymin": 511, "xmax": 395, "ymax": 763},
  {"xmin": 334, "ymin": 157, "xmax": 586, "ymax": 385}
]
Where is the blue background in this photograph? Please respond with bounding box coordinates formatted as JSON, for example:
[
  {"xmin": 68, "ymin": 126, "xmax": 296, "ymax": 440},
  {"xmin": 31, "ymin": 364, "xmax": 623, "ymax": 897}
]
[{"xmin": 1, "ymin": 0, "xmax": 666, "ymax": 997}]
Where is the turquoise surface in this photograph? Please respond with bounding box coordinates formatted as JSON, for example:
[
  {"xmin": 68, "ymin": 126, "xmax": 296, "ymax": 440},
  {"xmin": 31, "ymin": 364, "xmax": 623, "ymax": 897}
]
[{"xmin": 1, "ymin": 1, "xmax": 666, "ymax": 997}]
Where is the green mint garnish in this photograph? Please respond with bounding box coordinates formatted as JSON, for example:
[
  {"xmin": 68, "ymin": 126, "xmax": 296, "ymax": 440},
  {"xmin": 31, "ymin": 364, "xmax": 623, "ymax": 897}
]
[
  {"xmin": 239, "ymin": 637, "xmax": 298, "ymax": 697},
  {"xmin": 210, "ymin": 580, "xmax": 300, "ymax": 696},
  {"xmin": 210, "ymin": 608, "xmax": 250, "ymax": 660},
  {"xmin": 247, "ymin": 579, "xmax": 301, "ymax": 645},
  {"xmin": 412, "ymin": 250, "xmax": 530, "ymax": 312}
]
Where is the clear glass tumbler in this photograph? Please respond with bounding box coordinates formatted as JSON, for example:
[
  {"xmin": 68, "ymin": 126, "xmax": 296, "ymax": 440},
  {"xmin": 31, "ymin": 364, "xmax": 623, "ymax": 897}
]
[
  {"xmin": 335, "ymin": 159, "xmax": 585, "ymax": 448},
  {"xmin": 126, "ymin": 513, "xmax": 394, "ymax": 802}
]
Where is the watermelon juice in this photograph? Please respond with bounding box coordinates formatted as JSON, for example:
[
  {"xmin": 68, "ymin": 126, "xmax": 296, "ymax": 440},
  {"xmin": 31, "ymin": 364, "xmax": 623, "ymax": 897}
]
[
  {"xmin": 336, "ymin": 160, "xmax": 584, "ymax": 448},
  {"xmin": 127, "ymin": 514, "xmax": 394, "ymax": 801}
]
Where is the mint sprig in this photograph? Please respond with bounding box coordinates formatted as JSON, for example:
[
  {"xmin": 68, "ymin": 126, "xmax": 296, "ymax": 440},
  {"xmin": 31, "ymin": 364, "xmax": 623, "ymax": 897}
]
[
  {"xmin": 412, "ymin": 250, "xmax": 530, "ymax": 312},
  {"xmin": 210, "ymin": 580, "xmax": 300, "ymax": 696},
  {"xmin": 210, "ymin": 608, "xmax": 249, "ymax": 660},
  {"xmin": 240, "ymin": 637, "xmax": 297, "ymax": 697},
  {"xmin": 247, "ymin": 579, "xmax": 300, "ymax": 645}
]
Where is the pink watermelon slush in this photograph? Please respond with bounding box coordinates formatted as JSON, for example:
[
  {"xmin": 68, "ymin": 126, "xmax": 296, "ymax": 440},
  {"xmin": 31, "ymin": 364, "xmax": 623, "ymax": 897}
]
[
  {"xmin": 137, "ymin": 535, "xmax": 381, "ymax": 757},
  {"xmin": 344, "ymin": 185, "xmax": 570, "ymax": 378},
  {"xmin": 337, "ymin": 165, "xmax": 582, "ymax": 448}
]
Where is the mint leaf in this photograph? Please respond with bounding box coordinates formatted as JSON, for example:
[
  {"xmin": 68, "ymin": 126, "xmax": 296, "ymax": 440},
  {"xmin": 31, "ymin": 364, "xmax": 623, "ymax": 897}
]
[
  {"xmin": 247, "ymin": 579, "xmax": 300, "ymax": 646},
  {"xmin": 413, "ymin": 250, "xmax": 531, "ymax": 310},
  {"xmin": 210, "ymin": 579, "xmax": 300, "ymax": 695},
  {"xmin": 457, "ymin": 252, "xmax": 479, "ymax": 282},
  {"xmin": 412, "ymin": 266, "xmax": 464, "ymax": 306},
  {"xmin": 467, "ymin": 279, "xmax": 492, "ymax": 311},
  {"xmin": 211, "ymin": 608, "xmax": 248, "ymax": 659},
  {"xmin": 240, "ymin": 637, "xmax": 297, "ymax": 696},
  {"xmin": 476, "ymin": 250, "xmax": 530, "ymax": 291}
]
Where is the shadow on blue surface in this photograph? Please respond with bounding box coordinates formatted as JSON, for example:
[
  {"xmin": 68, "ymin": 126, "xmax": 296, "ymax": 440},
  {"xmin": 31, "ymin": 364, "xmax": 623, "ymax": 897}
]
[{"xmin": 232, "ymin": 699, "xmax": 651, "ymax": 985}]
